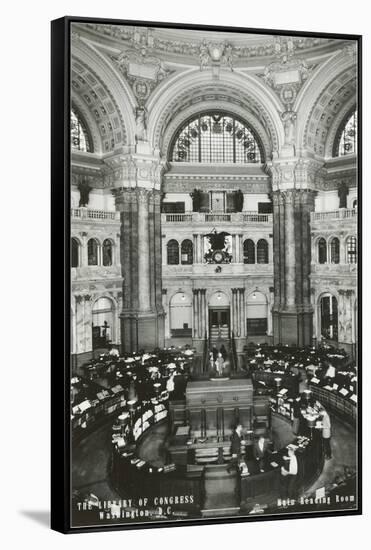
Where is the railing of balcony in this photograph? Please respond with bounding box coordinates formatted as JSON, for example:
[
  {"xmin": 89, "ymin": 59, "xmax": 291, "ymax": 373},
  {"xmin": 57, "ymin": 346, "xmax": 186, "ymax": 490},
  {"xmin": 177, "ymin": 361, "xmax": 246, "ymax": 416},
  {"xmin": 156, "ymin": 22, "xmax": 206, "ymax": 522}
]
[
  {"xmin": 71, "ymin": 208, "xmax": 120, "ymax": 221},
  {"xmin": 161, "ymin": 212, "xmax": 273, "ymax": 223},
  {"xmin": 311, "ymin": 208, "xmax": 357, "ymax": 222},
  {"xmin": 164, "ymin": 213, "xmax": 193, "ymax": 222},
  {"xmin": 243, "ymin": 212, "xmax": 272, "ymax": 223},
  {"xmin": 205, "ymin": 213, "xmax": 231, "ymax": 222}
]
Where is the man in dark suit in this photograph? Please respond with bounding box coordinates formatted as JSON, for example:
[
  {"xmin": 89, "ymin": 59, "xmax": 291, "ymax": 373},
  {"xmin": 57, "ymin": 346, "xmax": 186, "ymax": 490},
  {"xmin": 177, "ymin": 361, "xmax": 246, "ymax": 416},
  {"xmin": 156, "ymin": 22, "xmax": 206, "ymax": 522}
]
[
  {"xmin": 228, "ymin": 424, "xmax": 245, "ymax": 473},
  {"xmin": 253, "ymin": 435, "xmax": 270, "ymax": 472}
]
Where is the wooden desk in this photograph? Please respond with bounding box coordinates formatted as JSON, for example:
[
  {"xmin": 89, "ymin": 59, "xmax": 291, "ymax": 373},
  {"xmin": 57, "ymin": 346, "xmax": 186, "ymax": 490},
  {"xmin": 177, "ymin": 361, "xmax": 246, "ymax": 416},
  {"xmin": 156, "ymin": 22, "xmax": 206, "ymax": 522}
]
[{"xmin": 186, "ymin": 378, "xmax": 253, "ymax": 437}]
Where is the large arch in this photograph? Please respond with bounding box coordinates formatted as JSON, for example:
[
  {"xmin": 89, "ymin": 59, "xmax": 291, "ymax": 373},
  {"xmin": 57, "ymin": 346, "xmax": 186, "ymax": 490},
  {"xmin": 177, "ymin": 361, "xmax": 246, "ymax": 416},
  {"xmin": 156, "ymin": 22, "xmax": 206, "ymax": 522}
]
[
  {"xmin": 147, "ymin": 70, "xmax": 285, "ymax": 157},
  {"xmin": 295, "ymin": 46, "xmax": 357, "ymax": 157},
  {"xmin": 71, "ymin": 37, "xmax": 136, "ymax": 150}
]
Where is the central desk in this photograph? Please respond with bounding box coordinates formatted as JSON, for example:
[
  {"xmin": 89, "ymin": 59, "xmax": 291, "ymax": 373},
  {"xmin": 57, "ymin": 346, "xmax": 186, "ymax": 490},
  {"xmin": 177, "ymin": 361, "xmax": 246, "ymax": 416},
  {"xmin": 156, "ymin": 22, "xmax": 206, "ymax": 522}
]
[{"xmin": 186, "ymin": 378, "xmax": 253, "ymax": 438}]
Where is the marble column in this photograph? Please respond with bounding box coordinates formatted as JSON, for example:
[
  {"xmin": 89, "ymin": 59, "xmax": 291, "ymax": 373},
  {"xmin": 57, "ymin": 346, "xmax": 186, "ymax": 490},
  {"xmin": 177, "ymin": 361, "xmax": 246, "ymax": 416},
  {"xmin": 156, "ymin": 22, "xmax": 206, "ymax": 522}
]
[
  {"xmin": 231, "ymin": 289, "xmax": 237, "ymax": 337},
  {"xmin": 193, "ymin": 289, "xmax": 199, "ymax": 338},
  {"xmin": 232, "ymin": 234, "xmax": 237, "ymax": 263},
  {"xmin": 238, "ymin": 234, "xmax": 243, "ymax": 263},
  {"xmin": 115, "ymin": 233, "xmax": 121, "ymax": 266},
  {"xmin": 193, "ymin": 234, "xmax": 198, "ymax": 264},
  {"xmin": 197, "ymin": 235, "xmax": 203, "ymax": 263},
  {"xmin": 137, "ymin": 189, "xmax": 151, "ymax": 311},
  {"xmin": 284, "ymin": 190, "xmax": 296, "ymax": 309},
  {"xmin": 236, "ymin": 289, "xmax": 240, "ymax": 337},
  {"xmin": 239, "ymin": 288, "xmax": 245, "ymax": 338}
]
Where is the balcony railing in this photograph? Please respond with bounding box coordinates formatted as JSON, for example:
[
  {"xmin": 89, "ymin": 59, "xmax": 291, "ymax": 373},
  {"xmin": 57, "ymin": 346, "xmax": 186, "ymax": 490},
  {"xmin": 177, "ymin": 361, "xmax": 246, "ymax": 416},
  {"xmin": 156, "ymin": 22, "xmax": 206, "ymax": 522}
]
[
  {"xmin": 161, "ymin": 211, "xmax": 272, "ymax": 224},
  {"xmin": 71, "ymin": 208, "xmax": 120, "ymax": 221},
  {"xmin": 205, "ymin": 213, "xmax": 231, "ymax": 222},
  {"xmin": 243, "ymin": 212, "xmax": 272, "ymax": 223},
  {"xmin": 311, "ymin": 208, "xmax": 357, "ymax": 222},
  {"xmin": 164, "ymin": 213, "xmax": 193, "ymax": 223}
]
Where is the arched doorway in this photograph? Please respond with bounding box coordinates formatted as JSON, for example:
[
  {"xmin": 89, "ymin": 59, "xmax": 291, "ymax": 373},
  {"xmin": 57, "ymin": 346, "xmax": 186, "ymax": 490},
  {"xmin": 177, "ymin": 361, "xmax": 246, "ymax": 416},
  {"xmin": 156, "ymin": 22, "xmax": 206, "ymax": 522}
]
[
  {"xmin": 208, "ymin": 291, "xmax": 230, "ymax": 342},
  {"xmin": 92, "ymin": 297, "xmax": 114, "ymax": 349},
  {"xmin": 246, "ymin": 291, "xmax": 268, "ymax": 337},
  {"xmin": 169, "ymin": 292, "xmax": 192, "ymax": 337},
  {"xmin": 319, "ymin": 294, "xmax": 338, "ymax": 341}
]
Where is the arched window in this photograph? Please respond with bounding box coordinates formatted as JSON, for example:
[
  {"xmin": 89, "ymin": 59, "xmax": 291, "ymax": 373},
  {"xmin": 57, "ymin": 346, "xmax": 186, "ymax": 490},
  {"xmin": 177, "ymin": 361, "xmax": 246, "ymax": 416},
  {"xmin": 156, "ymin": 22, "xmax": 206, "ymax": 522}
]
[
  {"xmin": 353, "ymin": 199, "xmax": 357, "ymax": 209},
  {"xmin": 318, "ymin": 238, "xmax": 327, "ymax": 264},
  {"xmin": 71, "ymin": 108, "xmax": 92, "ymax": 152},
  {"xmin": 102, "ymin": 239, "xmax": 113, "ymax": 266},
  {"xmin": 88, "ymin": 238, "xmax": 99, "ymax": 266},
  {"xmin": 335, "ymin": 111, "xmax": 357, "ymax": 157},
  {"xmin": 257, "ymin": 239, "xmax": 269, "ymax": 264},
  {"xmin": 181, "ymin": 239, "xmax": 193, "ymax": 265},
  {"xmin": 71, "ymin": 237, "xmax": 80, "ymax": 267},
  {"xmin": 167, "ymin": 240, "xmax": 179, "ymax": 265},
  {"xmin": 346, "ymin": 236, "xmax": 357, "ymax": 264},
  {"xmin": 171, "ymin": 112, "xmax": 263, "ymax": 164},
  {"xmin": 243, "ymin": 239, "xmax": 255, "ymax": 264},
  {"xmin": 330, "ymin": 237, "xmax": 340, "ymax": 264}
]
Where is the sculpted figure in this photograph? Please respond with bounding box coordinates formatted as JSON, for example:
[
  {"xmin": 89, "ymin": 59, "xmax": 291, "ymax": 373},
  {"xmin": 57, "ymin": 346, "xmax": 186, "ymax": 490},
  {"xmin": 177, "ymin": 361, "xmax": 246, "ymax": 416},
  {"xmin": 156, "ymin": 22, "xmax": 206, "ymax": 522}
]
[
  {"xmin": 135, "ymin": 107, "xmax": 147, "ymax": 141},
  {"xmin": 199, "ymin": 40, "xmax": 210, "ymax": 71}
]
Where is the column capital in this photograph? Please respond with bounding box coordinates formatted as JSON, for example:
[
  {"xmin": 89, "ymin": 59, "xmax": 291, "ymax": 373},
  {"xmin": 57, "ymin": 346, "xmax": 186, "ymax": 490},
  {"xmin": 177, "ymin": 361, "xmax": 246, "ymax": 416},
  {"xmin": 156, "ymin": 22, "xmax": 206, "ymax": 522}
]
[
  {"xmin": 103, "ymin": 152, "xmax": 167, "ymax": 191},
  {"xmin": 266, "ymin": 157, "xmax": 324, "ymax": 192},
  {"xmin": 136, "ymin": 187, "xmax": 152, "ymax": 204}
]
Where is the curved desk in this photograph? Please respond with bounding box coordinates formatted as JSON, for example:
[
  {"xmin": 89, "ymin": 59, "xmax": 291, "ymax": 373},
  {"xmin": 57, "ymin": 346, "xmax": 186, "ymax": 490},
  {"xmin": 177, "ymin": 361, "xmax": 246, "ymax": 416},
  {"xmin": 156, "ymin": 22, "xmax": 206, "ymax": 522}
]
[
  {"xmin": 111, "ymin": 423, "xmax": 204, "ymax": 518},
  {"xmin": 239, "ymin": 411, "xmax": 323, "ymax": 512},
  {"xmin": 309, "ymin": 384, "xmax": 356, "ymax": 425}
]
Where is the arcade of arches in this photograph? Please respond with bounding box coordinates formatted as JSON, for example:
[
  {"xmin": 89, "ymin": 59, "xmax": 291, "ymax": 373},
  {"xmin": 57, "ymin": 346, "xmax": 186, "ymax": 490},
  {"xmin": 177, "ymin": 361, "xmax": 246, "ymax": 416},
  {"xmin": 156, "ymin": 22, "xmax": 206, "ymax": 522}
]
[{"xmin": 70, "ymin": 25, "xmax": 358, "ymax": 361}]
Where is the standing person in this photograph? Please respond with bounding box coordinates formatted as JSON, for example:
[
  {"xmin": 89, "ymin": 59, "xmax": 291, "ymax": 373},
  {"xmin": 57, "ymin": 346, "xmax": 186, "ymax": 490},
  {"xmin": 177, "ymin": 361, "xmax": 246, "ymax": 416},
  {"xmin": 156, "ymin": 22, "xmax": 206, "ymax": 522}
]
[
  {"xmin": 212, "ymin": 346, "xmax": 218, "ymax": 362},
  {"xmin": 220, "ymin": 344, "xmax": 227, "ymax": 360},
  {"xmin": 209, "ymin": 351, "xmax": 214, "ymax": 372},
  {"xmin": 280, "ymin": 446, "xmax": 298, "ymax": 500},
  {"xmin": 320, "ymin": 408, "xmax": 332, "ymax": 459},
  {"xmin": 253, "ymin": 435, "xmax": 270, "ymax": 472},
  {"xmin": 228, "ymin": 424, "xmax": 245, "ymax": 473},
  {"xmin": 216, "ymin": 352, "xmax": 224, "ymax": 376}
]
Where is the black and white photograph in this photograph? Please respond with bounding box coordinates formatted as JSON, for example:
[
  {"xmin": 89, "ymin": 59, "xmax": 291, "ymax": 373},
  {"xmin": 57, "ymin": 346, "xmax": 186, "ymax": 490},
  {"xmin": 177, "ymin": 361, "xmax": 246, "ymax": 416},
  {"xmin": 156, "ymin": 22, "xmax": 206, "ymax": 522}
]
[{"xmin": 52, "ymin": 15, "xmax": 361, "ymax": 533}]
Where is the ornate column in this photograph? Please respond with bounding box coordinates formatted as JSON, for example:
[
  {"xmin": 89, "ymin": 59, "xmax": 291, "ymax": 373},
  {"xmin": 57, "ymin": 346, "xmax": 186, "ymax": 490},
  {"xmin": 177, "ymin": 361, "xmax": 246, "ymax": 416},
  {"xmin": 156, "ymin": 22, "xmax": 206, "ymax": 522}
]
[
  {"xmin": 197, "ymin": 235, "xmax": 203, "ymax": 263},
  {"xmin": 232, "ymin": 234, "xmax": 237, "ymax": 263},
  {"xmin": 193, "ymin": 234, "xmax": 198, "ymax": 264},
  {"xmin": 137, "ymin": 189, "xmax": 151, "ymax": 311},
  {"xmin": 202, "ymin": 289, "xmax": 207, "ymax": 338},
  {"xmin": 238, "ymin": 234, "xmax": 243, "ymax": 263},
  {"xmin": 239, "ymin": 288, "xmax": 245, "ymax": 338},
  {"xmin": 115, "ymin": 233, "xmax": 121, "ymax": 266},
  {"xmin": 111, "ymin": 152, "xmax": 166, "ymax": 352},
  {"xmin": 267, "ymin": 158, "xmax": 320, "ymax": 346},
  {"xmin": 236, "ymin": 289, "xmax": 241, "ymax": 337},
  {"xmin": 231, "ymin": 289, "xmax": 237, "ymax": 337},
  {"xmin": 193, "ymin": 289, "xmax": 199, "ymax": 338},
  {"xmin": 283, "ymin": 190, "xmax": 296, "ymax": 308}
]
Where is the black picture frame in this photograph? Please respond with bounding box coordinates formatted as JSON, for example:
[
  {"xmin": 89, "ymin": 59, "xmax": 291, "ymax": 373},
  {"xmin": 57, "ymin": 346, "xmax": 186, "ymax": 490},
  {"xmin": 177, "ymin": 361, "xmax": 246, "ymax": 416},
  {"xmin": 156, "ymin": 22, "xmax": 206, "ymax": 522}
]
[{"xmin": 51, "ymin": 16, "xmax": 362, "ymax": 534}]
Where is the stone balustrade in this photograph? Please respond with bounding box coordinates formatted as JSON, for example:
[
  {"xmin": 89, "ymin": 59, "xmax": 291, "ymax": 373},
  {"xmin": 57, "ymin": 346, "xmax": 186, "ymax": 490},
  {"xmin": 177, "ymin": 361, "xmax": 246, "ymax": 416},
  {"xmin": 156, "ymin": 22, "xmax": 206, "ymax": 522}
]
[
  {"xmin": 161, "ymin": 211, "xmax": 272, "ymax": 224},
  {"xmin": 311, "ymin": 208, "xmax": 357, "ymax": 223},
  {"xmin": 71, "ymin": 207, "xmax": 120, "ymax": 221}
]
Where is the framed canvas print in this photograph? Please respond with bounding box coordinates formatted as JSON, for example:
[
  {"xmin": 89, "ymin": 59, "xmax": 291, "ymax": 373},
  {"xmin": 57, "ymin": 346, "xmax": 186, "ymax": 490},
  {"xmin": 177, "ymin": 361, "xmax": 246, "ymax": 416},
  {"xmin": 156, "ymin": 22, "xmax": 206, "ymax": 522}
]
[{"xmin": 51, "ymin": 16, "xmax": 362, "ymax": 533}]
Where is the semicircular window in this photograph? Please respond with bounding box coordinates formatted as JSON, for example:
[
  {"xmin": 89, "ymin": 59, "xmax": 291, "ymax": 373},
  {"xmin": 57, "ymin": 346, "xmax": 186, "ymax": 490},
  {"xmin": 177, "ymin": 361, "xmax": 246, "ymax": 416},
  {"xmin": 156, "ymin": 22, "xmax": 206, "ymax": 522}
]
[
  {"xmin": 335, "ymin": 111, "xmax": 357, "ymax": 157},
  {"xmin": 71, "ymin": 108, "xmax": 92, "ymax": 152},
  {"xmin": 170, "ymin": 112, "xmax": 263, "ymax": 163}
]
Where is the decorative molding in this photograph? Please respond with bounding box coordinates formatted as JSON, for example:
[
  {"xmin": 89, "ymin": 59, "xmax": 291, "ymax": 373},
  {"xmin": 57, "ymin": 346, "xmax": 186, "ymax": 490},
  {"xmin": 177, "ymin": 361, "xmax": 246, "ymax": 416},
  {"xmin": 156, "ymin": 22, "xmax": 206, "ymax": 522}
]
[
  {"xmin": 199, "ymin": 40, "xmax": 234, "ymax": 74},
  {"xmin": 260, "ymin": 37, "xmax": 315, "ymax": 110},
  {"xmin": 109, "ymin": 47, "xmax": 175, "ymax": 107},
  {"xmin": 81, "ymin": 24, "xmax": 339, "ymax": 60}
]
